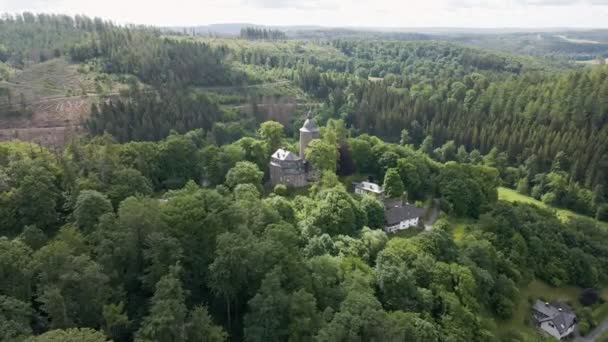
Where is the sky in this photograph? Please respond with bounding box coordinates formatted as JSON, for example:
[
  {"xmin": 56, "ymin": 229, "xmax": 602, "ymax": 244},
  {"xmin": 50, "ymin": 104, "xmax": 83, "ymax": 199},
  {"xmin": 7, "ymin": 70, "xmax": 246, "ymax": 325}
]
[{"xmin": 2, "ymin": 0, "xmax": 608, "ymax": 28}]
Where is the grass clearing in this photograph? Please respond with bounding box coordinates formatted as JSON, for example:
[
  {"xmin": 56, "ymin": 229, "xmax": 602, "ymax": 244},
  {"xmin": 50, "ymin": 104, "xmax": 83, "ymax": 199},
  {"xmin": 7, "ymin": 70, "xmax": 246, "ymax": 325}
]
[
  {"xmin": 498, "ymin": 187, "xmax": 608, "ymax": 229},
  {"xmin": 555, "ymin": 35, "xmax": 601, "ymax": 44},
  {"xmin": 446, "ymin": 217, "xmax": 476, "ymax": 242},
  {"xmin": 391, "ymin": 227, "xmax": 425, "ymax": 239}
]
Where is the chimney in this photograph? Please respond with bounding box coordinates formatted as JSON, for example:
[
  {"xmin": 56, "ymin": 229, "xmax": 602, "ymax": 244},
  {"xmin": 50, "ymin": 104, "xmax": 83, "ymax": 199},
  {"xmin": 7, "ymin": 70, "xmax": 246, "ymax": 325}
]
[
  {"xmin": 545, "ymin": 302, "xmax": 550, "ymax": 306},
  {"xmin": 558, "ymin": 308, "xmax": 563, "ymax": 312}
]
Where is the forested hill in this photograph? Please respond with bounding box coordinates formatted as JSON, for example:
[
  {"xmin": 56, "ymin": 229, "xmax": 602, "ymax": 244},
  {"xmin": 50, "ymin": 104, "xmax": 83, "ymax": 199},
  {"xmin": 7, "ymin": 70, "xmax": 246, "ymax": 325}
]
[
  {"xmin": 2, "ymin": 12, "xmax": 608, "ymax": 342},
  {"xmin": 1, "ymin": 13, "xmax": 606, "ymax": 215},
  {"xmin": 345, "ymin": 64, "xmax": 608, "ymax": 190},
  {"xmin": 0, "ymin": 13, "xmax": 104, "ymax": 66}
]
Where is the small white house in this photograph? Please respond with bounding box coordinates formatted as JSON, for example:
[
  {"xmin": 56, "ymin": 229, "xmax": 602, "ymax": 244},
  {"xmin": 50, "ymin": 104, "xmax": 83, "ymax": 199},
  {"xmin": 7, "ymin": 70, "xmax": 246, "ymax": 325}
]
[
  {"xmin": 384, "ymin": 199, "xmax": 425, "ymax": 233},
  {"xmin": 354, "ymin": 181, "xmax": 384, "ymax": 198},
  {"xmin": 532, "ymin": 300, "xmax": 577, "ymax": 340}
]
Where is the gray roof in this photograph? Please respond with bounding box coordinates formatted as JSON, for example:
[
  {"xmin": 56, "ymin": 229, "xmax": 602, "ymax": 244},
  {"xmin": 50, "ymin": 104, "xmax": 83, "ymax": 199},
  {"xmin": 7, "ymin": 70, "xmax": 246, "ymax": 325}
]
[
  {"xmin": 532, "ymin": 300, "xmax": 577, "ymax": 335},
  {"xmin": 272, "ymin": 148, "xmax": 301, "ymax": 161},
  {"xmin": 300, "ymin": 111, "xmax": 319, "ymax": 133},
  {"xmin": 385, "ymin": 203, "xmax": 425, "ymax": 226}
]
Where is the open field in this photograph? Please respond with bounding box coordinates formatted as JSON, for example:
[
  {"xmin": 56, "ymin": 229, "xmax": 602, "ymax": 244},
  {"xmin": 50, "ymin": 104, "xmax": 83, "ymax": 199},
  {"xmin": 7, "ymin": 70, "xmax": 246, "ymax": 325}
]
[
  {"xmin": 498, "ymin": 187, "xmax": 608, "ymax": 229},
  {"xmin": 575, "ymin": 58, "xmax": 608, "ymax": 65},
  {"xmin": 555, "ymin": 35, "xmax": 601, "ymax": 44}
]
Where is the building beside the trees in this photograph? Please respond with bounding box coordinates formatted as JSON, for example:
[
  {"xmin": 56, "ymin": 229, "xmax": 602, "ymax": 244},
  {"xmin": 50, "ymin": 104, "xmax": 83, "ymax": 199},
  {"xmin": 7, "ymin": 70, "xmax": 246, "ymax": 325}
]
[
  {"xmin": 352, "ymin": 181, "xmax": 425, "ymax": 232},
  {"xmin": 384, "ymin": 198, "xmax": 426, "ymax": 233},
  {"xmin": 269, "ymin": 111, "xmax": 319, "ymax": 187},
  {"xmin": 532, "ymin": 300, "xmax": 577, "ymax": 340},
  {"xmin": 354, "ymin": 181, "xmax": 385, "ymax": 199}
]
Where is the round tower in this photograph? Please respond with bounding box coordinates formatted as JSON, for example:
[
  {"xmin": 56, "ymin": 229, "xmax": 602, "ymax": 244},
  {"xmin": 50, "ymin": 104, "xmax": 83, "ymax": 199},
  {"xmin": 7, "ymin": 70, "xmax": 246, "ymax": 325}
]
[{"xmin": 299, "ymin": 110, "xmax": 320, "ymax": 159}]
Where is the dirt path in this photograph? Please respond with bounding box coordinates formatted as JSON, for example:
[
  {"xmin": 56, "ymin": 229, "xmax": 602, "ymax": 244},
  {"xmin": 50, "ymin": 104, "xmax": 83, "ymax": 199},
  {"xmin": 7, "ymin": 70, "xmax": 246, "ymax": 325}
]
[
  {"xmin": 0, "ymin": 80, "xmax": 293, "ymax": 111},
  {"xmin": 424, "ymin": 199, "xmax": 441, "ymax": 230}
]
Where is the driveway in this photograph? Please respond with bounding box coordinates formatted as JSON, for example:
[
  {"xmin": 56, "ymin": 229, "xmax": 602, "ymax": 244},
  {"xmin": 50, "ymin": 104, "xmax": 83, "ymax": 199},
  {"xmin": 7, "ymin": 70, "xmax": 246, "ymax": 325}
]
[{"xmin": 424, "ymin": 199, "xmax": 441, "ymax": 231}]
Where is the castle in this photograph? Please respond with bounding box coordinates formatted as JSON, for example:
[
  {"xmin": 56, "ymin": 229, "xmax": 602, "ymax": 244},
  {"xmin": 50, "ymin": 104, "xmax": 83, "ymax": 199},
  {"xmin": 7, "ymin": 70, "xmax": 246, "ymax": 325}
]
[{"xmin": 269, "ymin": 111, "xmax": 319, "ymax": 187}]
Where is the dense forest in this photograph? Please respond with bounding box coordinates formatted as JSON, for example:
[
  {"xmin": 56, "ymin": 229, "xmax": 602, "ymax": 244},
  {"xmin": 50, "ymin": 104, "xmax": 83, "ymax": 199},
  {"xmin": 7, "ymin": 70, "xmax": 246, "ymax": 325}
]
[
  {"xmin": 240, "ymin": 27, "xmax": 287, "ymax": 40},
  {"xmin": 1, "ymin": 13, "xmax": 608, "ymax": 341},
  {"xmin": 1, "ymin": 124, "xmax": 607, "ymax": 341}
]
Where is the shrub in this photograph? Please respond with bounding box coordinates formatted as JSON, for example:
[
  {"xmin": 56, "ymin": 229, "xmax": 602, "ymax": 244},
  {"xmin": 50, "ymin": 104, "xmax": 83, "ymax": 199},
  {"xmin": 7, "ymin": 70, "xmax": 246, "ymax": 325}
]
[
  {"xmin": 596, "ymin": 204, "xmax": 608, "ymax": 222},
  {"xmin": 579, "ymin": 288, "xmax": 600, "ymax": 306},
  {"xmin": 273, "ymin": 184, "xmax": 288, "ymax": 196}
]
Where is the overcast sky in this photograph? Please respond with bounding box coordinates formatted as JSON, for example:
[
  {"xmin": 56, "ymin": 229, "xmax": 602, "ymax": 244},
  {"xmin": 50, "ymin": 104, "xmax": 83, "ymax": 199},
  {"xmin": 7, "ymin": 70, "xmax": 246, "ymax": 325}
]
[{"xmin": 2, "ymin": 0, "xmax": 608, "ymax": 28}]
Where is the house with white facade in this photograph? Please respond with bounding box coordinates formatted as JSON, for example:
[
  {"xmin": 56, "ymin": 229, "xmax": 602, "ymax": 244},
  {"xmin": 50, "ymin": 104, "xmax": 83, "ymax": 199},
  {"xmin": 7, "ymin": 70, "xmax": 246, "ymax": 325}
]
[
  {"xmin": 531, "ymin": 300, "xmax": 577, "ymax": 340},
  {"xmin": 353, "ymin": 181, "xmax": 384, "ymax": 198},
  {"xmin": 384, "ymin": 199, "xmax": 425, "ymax": 233}
]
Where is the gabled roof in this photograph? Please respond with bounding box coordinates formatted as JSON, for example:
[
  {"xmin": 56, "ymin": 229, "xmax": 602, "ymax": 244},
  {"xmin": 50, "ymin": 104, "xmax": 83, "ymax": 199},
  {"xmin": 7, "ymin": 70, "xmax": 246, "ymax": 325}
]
[
  {"xmin": 355, "ymin": 181, "xmax": 384, "ymax": 194},
  {"xmin": 272, "ymin": 148, "xmax": 301, "ymax": 161},
  {"xmin": 385, "ymin": 203, "xmax": 425, "ymax": 226},
  {"xmin": 300, "ymin": 111, "xmax": 319, "ymax": 133},
  {"xmin": 532, "ymin": 300, "xmax": 577, "ymax": 335}
]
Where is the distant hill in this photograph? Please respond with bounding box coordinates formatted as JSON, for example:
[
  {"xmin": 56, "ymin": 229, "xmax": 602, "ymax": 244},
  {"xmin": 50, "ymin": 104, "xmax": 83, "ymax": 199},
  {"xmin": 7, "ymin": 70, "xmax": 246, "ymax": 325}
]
[
  {"xmin": 164, "ymin": 23, "xmax": 325, "ymax": 36},
  {"xmin": 164, "ymin": 23, "xmax": 607, "ymax": 36}
]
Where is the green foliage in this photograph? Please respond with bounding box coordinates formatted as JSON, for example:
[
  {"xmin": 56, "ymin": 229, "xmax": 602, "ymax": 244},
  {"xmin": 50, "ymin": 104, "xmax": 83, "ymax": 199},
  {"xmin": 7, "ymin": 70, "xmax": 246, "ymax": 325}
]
[
  {"xmin": 0, "ymin": 295, "xmax": 33, "ymax": 341},
  {"xmin": 240, "ymin": 27, "xmax": 286, "ymax": 40},
  {"xmin": 88, "ymin": 86, "xmax": 221, "ymax": 143},
  {"xmin": 26, "ymin": 328, "xmax": 107, "ymax": 342},
  {"xmin": 73, "ymin": 190, "xmax": 113, "ymax": 233},
  {"xmin": 273, "ymin": 184, "xmax": 288, "ymax": 196},
  {"xmin": 597, "ymin": 204, "xmax": 608, "ymax": 222},
  {"xmin": 0, "ymin": 23, "xmax": 607, "ymax": 339},
  {"xmin": 186, "ymin": 306, "xmax": 228, "ymax": 342},
  {"xmin": 73, "ymin": 26, "xmax": 234, "ymax": 88},
  {"xmin": 0, "ymin": 13, "xmax": 97, "ymax": 66},
  {"xmin": 258, "ymin": 121, "xmax": 285, "ymax": 154},
  {"xmin": 310, "ymin": 189, "xmax": 366, "ymax": 236},
  {"xmin": 32, "ymin": 229, "xmax": 110, "ymax": 329},
  {"xmin": 359, "ymin": 196, "xmax": 385, "ymax": 229},
  {"xmin": 225, "ymin": 161, "xmax": 264, "ymax": 189},
  {"xmin": 19, "ymin": 225, "xmax": 47, "ymax": 250},
  {"xmin": 0, "ymin": 238, "xmax": 34, "ymax": 301},
  {"xmin": 383, "ymin": 168, "xmax": 404, "ymax": 199},
  {"xmin": 102, "ymin": 302, "xmax": 130, "ymax": 341},
  {"xmin": 438, "ymin": 162, "xmax": 499, "ymax": 217},
  {"xmin": 136, "ymin": 265, "xmax": 187, "ymax": 342},
  {"xmin": 107, "ymin": 168, "xmax": 152, "ymax": 206},
  {"xmin": 305, "ymin": 139, "xmax": 338, "ymax": 172}
]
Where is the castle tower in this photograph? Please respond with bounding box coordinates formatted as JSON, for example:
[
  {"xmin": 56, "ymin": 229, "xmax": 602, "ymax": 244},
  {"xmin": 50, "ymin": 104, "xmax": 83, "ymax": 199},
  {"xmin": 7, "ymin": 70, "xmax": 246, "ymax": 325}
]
[{"xmin": 299, "ymin": 110, "xmax": 320, "ymax": 159}]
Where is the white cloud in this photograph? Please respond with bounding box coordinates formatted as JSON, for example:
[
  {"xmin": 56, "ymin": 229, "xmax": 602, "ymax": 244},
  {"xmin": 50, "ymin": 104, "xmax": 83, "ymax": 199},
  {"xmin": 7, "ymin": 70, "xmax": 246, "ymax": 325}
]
[
  {"xmin": 1, "ymin": 0, "xmax": 607, "ymax": 27},
  {"xmin": 240, "ymin": 0, "xmax": 340, "ymax": 10}
]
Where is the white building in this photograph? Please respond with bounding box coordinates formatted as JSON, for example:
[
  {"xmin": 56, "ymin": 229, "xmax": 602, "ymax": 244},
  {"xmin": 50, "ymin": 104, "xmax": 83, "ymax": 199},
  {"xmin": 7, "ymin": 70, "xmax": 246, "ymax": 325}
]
[
  {"xmin": 354, "ymin": 181, "xmax": 384, "ymax": 198},
  {"xmin": 532, "ymin": 300, "xmax": 577, "ymax": 340}
]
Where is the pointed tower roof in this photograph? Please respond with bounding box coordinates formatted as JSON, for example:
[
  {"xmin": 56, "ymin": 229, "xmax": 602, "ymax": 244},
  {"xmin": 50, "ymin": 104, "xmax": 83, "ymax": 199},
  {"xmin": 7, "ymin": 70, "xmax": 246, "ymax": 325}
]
[{"xmin": 300, "ymin": 110, "xmax": 319, "ymax": 133}]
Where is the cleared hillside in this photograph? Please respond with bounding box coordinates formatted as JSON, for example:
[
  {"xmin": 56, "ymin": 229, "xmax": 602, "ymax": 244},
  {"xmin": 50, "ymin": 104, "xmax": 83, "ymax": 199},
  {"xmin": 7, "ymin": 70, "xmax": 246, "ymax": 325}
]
[{"xmin": 0, "ymin": 58, "xmax": 126, "ymax": 147}]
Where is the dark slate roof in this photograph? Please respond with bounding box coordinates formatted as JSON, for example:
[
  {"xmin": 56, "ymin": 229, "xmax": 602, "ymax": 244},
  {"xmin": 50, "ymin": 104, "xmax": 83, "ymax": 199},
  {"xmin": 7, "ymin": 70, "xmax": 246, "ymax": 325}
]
[
  {"xmin": 272, "ymin": 148, "xmax": 301, "ymax": 161},
  {"xmin": 300, "ymin": 111, "xmax": 319, "ymax": 133},
  {"xmin": 532, "ymin": 300, "xmax": 577, "ymax": 335},
  {"xmin": 385, "ymin": 203, "xmax": 425, "ymax": 226}
]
